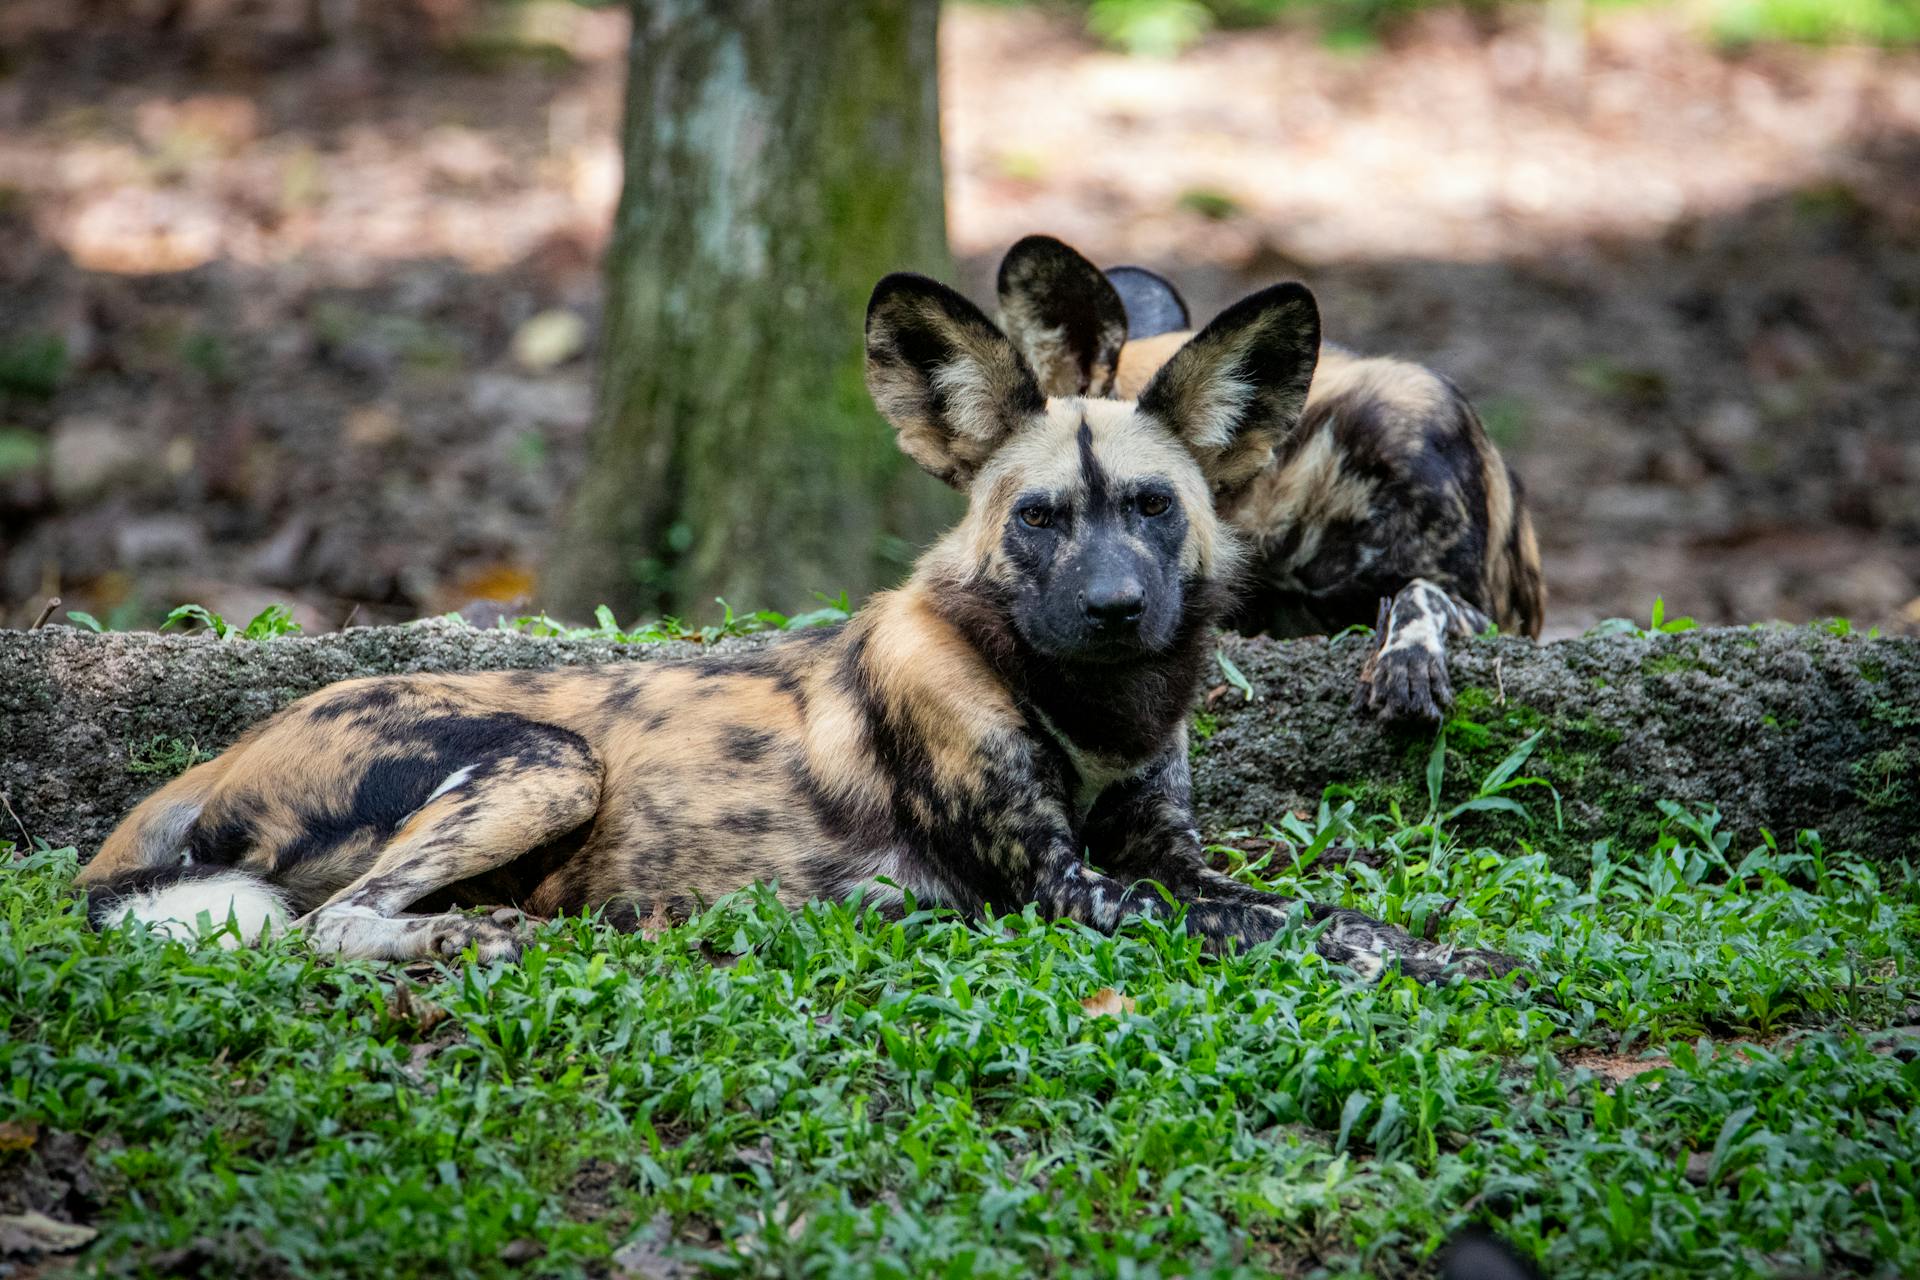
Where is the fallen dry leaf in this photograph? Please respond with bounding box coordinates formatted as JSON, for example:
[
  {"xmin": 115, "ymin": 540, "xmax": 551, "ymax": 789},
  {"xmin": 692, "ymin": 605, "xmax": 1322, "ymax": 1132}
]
[
  {"xmin": 498, "ymin": 1237, "xmax": 546, "ymax": 1264},
  {"xmin": 512, "ymin": 309, "xmax": 588, "ymax": 372},
  {"xmin": 387, "ymin": 982, "xmax": 450, "ymax": 1036},
  {"xmin": 1562, "ymin": 1050, "xmax": 1673, "ymax": 1085},
  {"xmin": 1080, "ymin": 987, "xmax": 1136, "ymax": 1018},
  {"xmin": 637, "ymin": 900, "xmax": 676, "ymax": 941},
  {"xmin": 612, "ymin": 1213, "xmax": 694, "ymax": 1280},
  {"xmin": 0, "ymin": 1119, "xmax": 39, "ymax": 1153},
  {"xmin": 0, "ymin": 1211, "xmax": 98, "ymax": 1257},
  {"xmin": 343, "ymin": 404, "xmax": 402, "ymax": 449}
]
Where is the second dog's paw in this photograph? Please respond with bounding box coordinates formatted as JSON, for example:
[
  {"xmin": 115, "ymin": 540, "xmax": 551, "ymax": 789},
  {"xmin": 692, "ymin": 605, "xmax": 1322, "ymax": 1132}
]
[{"xmin": 1353, "ymin": 641, "xmax": 1454, "ymax": 724}]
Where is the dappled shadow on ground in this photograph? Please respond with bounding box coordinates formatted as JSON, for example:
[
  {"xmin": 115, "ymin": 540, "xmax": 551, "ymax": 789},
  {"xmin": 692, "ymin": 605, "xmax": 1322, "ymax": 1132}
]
[
  {"xmin": 0, "ymin": 5, "xmax": 625, "ymax": 630},
  {"xmin": 1, "ymin": 3, "xmax": 1916, "ymax": 634}
]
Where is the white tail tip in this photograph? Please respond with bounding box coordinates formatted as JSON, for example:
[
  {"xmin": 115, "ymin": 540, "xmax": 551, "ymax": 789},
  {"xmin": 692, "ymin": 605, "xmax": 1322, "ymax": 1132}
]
[{"xmin": 92, "ymin": 869, "xmax": 291, "ymax": 949}]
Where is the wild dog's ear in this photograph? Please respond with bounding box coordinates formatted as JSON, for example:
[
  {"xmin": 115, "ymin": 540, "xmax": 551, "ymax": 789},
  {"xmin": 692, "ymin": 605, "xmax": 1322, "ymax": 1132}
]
[
  {"xmin": 995, "ymin": 235, "xmax": 1128, "ymax": 399},
  {"xmin": 866, "ymin": 272, "xmax": 1046, "ymax": 489},
  {"xmin": 1104, "ymin": 265, "xmax": 1191, "ymax": 340},
  {"xmin": 1439, "ymin": 1227, "xmax": 1543, "ymax": 1280},
  {"xmin": 1136, "ymin": 282, "xmax": 1319, "ymax": 496}
]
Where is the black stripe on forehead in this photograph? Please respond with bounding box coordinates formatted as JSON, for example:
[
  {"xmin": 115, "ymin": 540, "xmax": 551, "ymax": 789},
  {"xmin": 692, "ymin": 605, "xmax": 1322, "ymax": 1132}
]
[{"xmin": 1076, "ymin": 418, "xmax": 1111, "ymax": 511}]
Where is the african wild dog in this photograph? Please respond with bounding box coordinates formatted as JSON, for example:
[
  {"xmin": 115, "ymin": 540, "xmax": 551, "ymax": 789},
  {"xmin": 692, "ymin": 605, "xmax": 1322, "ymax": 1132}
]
[
  {"xmin": 76, "ymin": 270, "xmax": 1516, "ymax": 982},
  {"xmin": 996, "ymin": 235, "xmax": 1546, "ymax": 723}
]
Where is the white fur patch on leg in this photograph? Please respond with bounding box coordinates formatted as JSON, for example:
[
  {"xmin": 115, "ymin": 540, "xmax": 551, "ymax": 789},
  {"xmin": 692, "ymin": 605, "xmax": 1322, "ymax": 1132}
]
[
  {"xmin": 301, "ymin": 904, "xmax": 428, "ymax": 960},
  {"xmin": 97, "ymin": 871, "xmax": 291, "ymax": 948},
  {"xmin": 301, "ymin": 905, "xmax": 519, "ymax": 963}
]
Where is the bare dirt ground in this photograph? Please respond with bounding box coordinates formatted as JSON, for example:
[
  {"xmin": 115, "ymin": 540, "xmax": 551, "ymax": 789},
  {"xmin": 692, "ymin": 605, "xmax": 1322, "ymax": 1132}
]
[{"xmin": 2, "ymin": 2, "xmax": 1916, "ymax": 635}]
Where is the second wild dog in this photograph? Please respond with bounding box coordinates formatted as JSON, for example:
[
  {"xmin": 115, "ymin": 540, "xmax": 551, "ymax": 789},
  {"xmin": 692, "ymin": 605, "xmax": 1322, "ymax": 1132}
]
[
  {"xmin": 75, "ymin": 270, "xmax": 1516, "ymax": 982},
  {"xmin": 996, "ymin": 235, "xmax": 1546, "ymax": 723}
]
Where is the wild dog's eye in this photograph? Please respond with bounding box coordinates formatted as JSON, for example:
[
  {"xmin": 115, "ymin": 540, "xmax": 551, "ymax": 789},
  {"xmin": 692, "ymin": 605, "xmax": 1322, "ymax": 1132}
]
[
  {"xmin": 1138, "ymin": 493, "xmax": 1172, "ymax": 517},
  {"xmin": 1020, "ymin": 506, "xmax": 1053, "ymax": 529}
]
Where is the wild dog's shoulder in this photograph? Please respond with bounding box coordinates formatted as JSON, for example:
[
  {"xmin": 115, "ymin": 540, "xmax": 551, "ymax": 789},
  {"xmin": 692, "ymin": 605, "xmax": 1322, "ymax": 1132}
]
[
  {"xmin": 1306, "ymin": 346, "xmax": 1459, "ymax": 437},
  {"xmin": 1264, "ymin": 347, "xmax": 1501, "ymax": 505},
  {"xmin": 841, "ymin": 582, "xmax": 1027, "ymax": 744}
]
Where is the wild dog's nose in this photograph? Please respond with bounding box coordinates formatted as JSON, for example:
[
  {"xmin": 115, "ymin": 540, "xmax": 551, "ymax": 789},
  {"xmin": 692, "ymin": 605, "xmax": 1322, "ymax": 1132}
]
[{"xmin": 1082, "ymin": 578, "xmax": 1145, "ymax": 625}]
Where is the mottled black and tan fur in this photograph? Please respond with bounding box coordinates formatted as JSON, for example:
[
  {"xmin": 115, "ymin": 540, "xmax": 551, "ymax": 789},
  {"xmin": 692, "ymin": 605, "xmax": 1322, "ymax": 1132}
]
[
  {"xmin": 78, "ymin": 271, "xmax": 1514, "ymax": 982},
  {"xmin": 997, "ymin": 236, "xmax": 1546, "ymax": 723}
]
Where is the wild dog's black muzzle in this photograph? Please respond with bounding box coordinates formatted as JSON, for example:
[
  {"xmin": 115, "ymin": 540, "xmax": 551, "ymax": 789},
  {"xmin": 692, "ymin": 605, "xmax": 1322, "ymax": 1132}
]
[
  {"xmin": 1081, "ymin": 573, "xmax": 1146, "ymax": 626},
  {"xmin": 1050, "ymin": 536, "xmax": 1175, "ymax": 657}
]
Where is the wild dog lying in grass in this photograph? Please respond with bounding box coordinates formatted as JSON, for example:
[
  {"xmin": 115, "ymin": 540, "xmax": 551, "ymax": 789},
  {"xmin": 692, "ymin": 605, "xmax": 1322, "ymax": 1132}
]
[
  {"xmin": 996, "ymin": 235, "xmax": 1546, "ymax": 723},
  {"xmin": 75, "ymin": 271, "xmax": 1517, "ymax": 981}
]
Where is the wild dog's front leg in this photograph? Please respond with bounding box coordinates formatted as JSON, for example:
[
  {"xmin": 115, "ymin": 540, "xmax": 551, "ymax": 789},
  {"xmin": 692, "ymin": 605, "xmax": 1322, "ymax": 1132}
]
[
  {"xmin": 1354, "ymin": 578, "xmax": 1492, "ymax": 723},
  {"xmin": 1081, "ymin": 749, "xmax": 1277, "ymax": 908},
  {"xmin": 1080, "ymin": 747, "xmax": 1520, "ymax": 980},
  {"xmin": 1025, "ymin": 835, "xmax": 1289, "ymax": 956},
  {"xmin": 1036, "ymin": 835, "xmax": 1514, "ymax": 980},
  {"xmin": 303, "ymin": 748, "xmax": 600, "ymax": 963}
]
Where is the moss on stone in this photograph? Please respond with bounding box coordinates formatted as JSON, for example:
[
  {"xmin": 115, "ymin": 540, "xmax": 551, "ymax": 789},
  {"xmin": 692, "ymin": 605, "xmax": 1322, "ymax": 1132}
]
[
  {"xmin": 1642, "ymin": 651, "xmax": 1714, "ymax": 678},
  {"xmin": 1852, "ymin": 745, "xmax": 1917, "ymax": 813}
]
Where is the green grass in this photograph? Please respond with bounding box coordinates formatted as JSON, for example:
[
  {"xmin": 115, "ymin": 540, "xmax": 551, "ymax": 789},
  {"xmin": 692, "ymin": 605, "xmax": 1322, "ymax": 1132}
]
[
  {"xmin": 496, "ymin": 596, "xmax": 853, "ymax": 646},
  {"xmin": 5, "ymin": 790, "xmax": 1918, "ymax": 1278},
  {"xmin": 66, "ymin": 602, "xmax": 305, "ymax": 641},
  {"xmin": 123, "ymin": 734, "xmax": 211, "ymax": 778},
  {"xmin": 1002, "ymin": 0, "xmax": 1920, "ymax": 55}
]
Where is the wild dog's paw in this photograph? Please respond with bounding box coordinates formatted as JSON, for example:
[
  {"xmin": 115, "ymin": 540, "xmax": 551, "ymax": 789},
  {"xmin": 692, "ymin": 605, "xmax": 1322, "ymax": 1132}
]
[
  {"xmin": 1309, "ymin": 906, "xmax": 1522, "ymax": 984},
  {"xmin": 1372, "ymin": 942, "xmax": 1525, "ymax": 985},
  {"xmin": 431, "ymin": 916, "xmax": 522, "ymax": 964},
  {"xmin": 1353, "ymin": 580, "xmax": 1491, "ymax": 724},
  {"xmin": 1439, "ymin": 946, "xmax": 1527, "ymax": 983},
  {"xmin": 1353, "ymin": 639, "xmax": 1455, "ymax": 724}
]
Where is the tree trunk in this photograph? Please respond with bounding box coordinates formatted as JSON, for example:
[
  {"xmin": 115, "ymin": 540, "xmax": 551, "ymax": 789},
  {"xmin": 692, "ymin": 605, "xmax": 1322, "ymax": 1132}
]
[
  {"xmin": 6, "ymin": 623, "xmax": 1915, "ymax": 874},
  {"xmin": 544, "ymin": 0, "xmax": 959, "ymax": 623}
]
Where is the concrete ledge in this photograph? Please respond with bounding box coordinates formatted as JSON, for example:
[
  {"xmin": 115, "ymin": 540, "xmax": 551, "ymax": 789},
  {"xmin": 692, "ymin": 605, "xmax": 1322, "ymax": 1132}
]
[{"xmin": 3, "ymin": 620, "xmax": 1914, "ymax": 869}]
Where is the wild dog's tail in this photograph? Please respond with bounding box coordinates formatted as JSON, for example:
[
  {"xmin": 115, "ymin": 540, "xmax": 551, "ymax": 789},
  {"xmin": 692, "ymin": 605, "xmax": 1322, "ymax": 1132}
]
[
  {"xmin": 74, "ymin": 750, "xmax": 239, "ymax": 889},
  {"xmin": 85, "ymin": 864, "xmax": 291, "ymax": 948},
  {"xmin": 76, "ymin": 750, "xmax": 287, "ymax": 945}
]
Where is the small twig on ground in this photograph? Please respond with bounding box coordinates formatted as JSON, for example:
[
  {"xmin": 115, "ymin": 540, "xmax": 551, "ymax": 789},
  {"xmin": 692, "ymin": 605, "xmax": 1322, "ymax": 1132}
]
[
  {"xmin": 1420, "ymin": 896, "xmax": 1459, "ymax": 941},
  {"xmin": 1495, "ymin": 653, "xmax": 1506, "ymax": 705},
  {"xmin": 1306, "ymin": 844, "xmax": 1391, "ymax": 872},
  {"xmin": 0, "ymin": 792, "xmax": 34, "ymax": 849},
  {"xmin": 340, "ymin": 602, "xmax": 362, "ymax": 630},
  {"xmin": 29, "ymin": 597, "xmax": 60, "ymax": 630}
]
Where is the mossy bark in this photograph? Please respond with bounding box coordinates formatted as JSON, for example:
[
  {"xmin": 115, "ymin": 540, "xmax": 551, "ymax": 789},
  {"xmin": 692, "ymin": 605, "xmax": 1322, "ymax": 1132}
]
[
  {"xmin": 544, "ymin": 0, "xmax": 960, "ymax": 622},
  {"xmin": 5, "ymin": 622, "xmax": 1916, "ymax": 870}
]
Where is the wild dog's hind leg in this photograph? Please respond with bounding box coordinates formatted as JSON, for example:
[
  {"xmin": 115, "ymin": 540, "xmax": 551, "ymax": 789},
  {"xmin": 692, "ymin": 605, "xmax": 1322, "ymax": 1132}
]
[
  {"xmin": 302, "ymin": 739, "xmax": 600, "ymax": 962},
  {"xmin": 1353, "ymin": 578, "xmax": 1491, "ymax": 724}
]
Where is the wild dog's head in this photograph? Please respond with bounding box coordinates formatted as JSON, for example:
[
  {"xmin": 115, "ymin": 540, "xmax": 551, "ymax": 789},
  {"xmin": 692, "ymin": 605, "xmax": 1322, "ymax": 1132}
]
[
  {"xmin": 995, "ymin": 234, "xmax": 1196, "ymax": 402},
  {"xmin": 864, "ymin": 263, "xmax": 1318, "ymax": 664}
]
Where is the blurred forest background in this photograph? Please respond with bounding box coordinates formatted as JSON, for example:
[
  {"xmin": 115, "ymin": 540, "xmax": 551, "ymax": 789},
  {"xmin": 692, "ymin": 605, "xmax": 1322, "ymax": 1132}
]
[{"xmin": 0, "ymin": 0, "xmax": 1916, "ymax": 638}]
